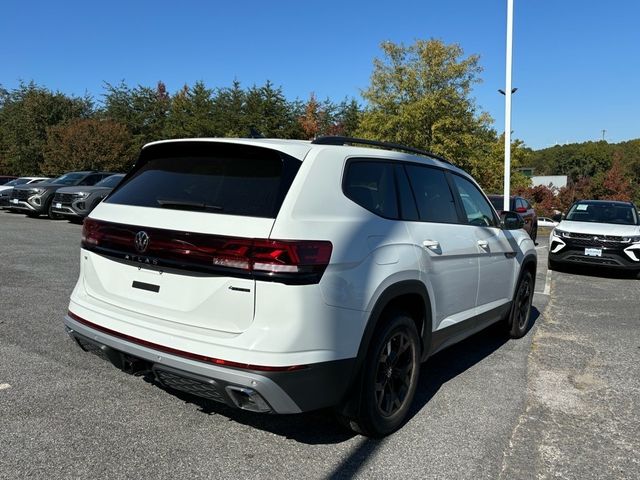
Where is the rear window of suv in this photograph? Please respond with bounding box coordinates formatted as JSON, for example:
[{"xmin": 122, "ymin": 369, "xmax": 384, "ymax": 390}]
[{"xmin": 106, "ymin": 142, "xmax": 300, "ymax": 218}]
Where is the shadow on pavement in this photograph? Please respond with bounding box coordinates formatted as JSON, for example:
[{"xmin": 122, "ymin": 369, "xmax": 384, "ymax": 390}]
[
  {"xmin": 552, "ymin": 264, "xmax": 639, "ymax": 280},
  {"xmin": 144, "ymin": 308, "xmax": 540, "ymax": 453}
]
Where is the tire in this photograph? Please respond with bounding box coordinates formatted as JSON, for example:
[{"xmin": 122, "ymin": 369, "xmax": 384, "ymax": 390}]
[
  {"xmin": 47, "ymin": 199, "xmax": 63, "ymax": 220},
  {"xmin": 530, "ymin": 224, "xmax": 537, "ymax": 243},
  {"xmin": 344, "ymin": 312, "xmax": 421, "ymax": 437},
  {"xmin": 507, "ymin": 270, "xmax": 534, "ymax": 339},
  {"xmin": 548, "ymin": 258, "xmax": 558, "ymax": 271}
]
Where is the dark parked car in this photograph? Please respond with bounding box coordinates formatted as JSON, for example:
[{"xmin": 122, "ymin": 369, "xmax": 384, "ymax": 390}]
[
  {"xmin": 488, "ymin": 194, "xmax": 538, "ymax": 241},
  {"xmin": 51, "ymin": 174, "xmax": 124, "ymax": 221},
  {"xmin": 9, "ymin": 171, "xmax": 116, "ymax": 218}
]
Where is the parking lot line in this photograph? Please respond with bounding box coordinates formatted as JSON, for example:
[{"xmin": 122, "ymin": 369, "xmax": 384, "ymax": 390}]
[{"xmin": 534, "ymin": 268, "xmax": 552, "ymax": 296}]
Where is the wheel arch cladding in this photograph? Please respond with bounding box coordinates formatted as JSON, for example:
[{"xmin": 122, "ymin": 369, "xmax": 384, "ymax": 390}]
[
  {"xmin": 522, "ymin": 254, "xmax": 537, "ymax": 288},
  {"xmin": 336, "ymin": 280, "xmax": 431, "ymax": 418},
  {"xmin": 357, "ymin": 280, "xmax": 432, "ymax": 374}
]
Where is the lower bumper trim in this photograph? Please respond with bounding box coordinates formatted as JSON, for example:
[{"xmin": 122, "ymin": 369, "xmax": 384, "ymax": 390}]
[{"xmin": 64, "ymin": 313, "xmax": 358, "ymax": 414}]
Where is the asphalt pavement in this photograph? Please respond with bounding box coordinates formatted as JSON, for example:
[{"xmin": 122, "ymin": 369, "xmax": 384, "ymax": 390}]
[{"xmin": 0, "ymin": 212, "xmax": 637, "ymax": 479}]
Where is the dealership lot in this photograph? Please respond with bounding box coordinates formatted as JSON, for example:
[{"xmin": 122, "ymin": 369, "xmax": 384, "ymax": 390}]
[{"xmin": 1, "ymin": 212, "xmax": 638, "ymax": 479}]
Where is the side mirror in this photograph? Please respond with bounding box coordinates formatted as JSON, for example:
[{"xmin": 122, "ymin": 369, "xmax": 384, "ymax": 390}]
[{"xmin": 501, "ymin": 211, "xmax": 525, "ymax": 230}]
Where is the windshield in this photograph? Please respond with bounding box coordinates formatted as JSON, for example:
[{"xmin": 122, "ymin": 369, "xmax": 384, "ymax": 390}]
[
  {"xmin": 5, "ymin": 178, "xmax": 31, "ymax": 186},
  {"xmin": 51, "ymin": 173, "xmax": 86, "ymax": 186},
  {"xmin": 566, "ymin": 202, "xmax": 639, "ymax": 225},
  {"xmin": 95, "ymin": 174, "xmax": 124, "ymax": 188}
]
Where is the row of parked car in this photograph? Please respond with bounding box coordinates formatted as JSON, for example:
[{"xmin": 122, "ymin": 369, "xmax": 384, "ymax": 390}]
[{"xmin": 0, "ymin": 171, "xmax": 124, "ymax": 221}]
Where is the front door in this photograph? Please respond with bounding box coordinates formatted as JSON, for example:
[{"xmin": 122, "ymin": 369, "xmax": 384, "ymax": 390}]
[{"xmin": 449, "ymin": 174, "xmax": 515, "ymax": 311}]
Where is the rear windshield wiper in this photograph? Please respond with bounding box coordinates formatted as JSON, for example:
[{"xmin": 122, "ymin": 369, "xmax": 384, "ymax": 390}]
[{"xmin": 157, "ymin": 198, "xmax": 223, "ymax": 212}]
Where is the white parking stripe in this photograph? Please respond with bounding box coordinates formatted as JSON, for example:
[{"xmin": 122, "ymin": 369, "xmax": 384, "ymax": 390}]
[{"xmin": 543, "ymin": 267, "xmax": 552, "ymax": 295}]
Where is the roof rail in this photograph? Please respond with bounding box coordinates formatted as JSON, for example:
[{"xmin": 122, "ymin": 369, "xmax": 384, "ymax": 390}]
[{"xmin": 311, "ymin": 136, "xmax": 453, "ymax": 166}]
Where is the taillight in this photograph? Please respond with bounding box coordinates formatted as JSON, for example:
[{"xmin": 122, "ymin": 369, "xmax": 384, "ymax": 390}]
[{"xmin": 81, "ymin": 218, "xmax": 332, "ymax": 284}]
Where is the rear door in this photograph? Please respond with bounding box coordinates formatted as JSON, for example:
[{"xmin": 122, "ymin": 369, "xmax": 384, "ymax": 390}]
[{"xmin": 83, "ymin": 141, "xmax": 302, "ymax": 334}]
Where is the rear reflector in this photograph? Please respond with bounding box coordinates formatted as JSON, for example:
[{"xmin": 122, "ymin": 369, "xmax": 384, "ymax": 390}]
[
  {"xmin": 81, "ymin": 218, "xmax": 332, "ymax": 284},
  {"xmin": 67, "ymin": 311, "xmax": 307, "ymax": 372}
]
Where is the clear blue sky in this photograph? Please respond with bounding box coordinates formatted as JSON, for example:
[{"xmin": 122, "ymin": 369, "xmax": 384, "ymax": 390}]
[{"xmin": 2, "ymin": 0, "xmax": 639, "ymax": 150}]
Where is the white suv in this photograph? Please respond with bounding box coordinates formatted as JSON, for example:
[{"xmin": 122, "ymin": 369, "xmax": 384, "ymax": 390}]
[
  {"xmin": 64, "ymin": 137, "xmax": 537, "ymax": 436},
  {"xmin": 549, "ymin": 199, "xmax": 640, "ymax": 275}
]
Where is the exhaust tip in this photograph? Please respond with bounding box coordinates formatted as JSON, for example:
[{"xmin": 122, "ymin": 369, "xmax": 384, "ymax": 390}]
[{"xmin": 226, "ymin": 386, "xmax": 272, "ymax": 413}]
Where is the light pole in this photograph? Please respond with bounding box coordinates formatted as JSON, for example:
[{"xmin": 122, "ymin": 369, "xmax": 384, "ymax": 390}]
[{"xmin": 502, "ymin": 0, "xmax": 515, "ymax": 212}]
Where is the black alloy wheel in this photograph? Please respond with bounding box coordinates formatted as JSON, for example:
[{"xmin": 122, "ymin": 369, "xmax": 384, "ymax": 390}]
[
  {"xmin": 374, "ymin": 331, "xmax": 415, "ymax": 417},
  {"xmin": 508, "ymin": 270, "xmax": 534, "ymax": 338},
  {"xmin": 346, "ymin": 312, "xmax": 420, "ymax": 437}
]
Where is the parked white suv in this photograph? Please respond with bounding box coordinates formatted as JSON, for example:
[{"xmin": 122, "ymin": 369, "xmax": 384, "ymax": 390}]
[
  {"xmin": 549, "ymin": 199, "xmax": 640, "ymax": 275},
  {"xmin": 64, "ymin": 137, "xmax": 537, "ymax": 436}
]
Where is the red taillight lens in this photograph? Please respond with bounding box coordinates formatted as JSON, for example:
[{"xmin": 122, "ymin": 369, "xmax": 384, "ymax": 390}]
[
  {"xmin": 81, "ymin": 218, "xmax": 332, "ymax": 284},
  {"xmin": 515, "ymin": 207, "xmax": 527, "ymax": 213},
  {"xmin": 251, "ymin": 239, "xmax": 333, "ymax": 274}
]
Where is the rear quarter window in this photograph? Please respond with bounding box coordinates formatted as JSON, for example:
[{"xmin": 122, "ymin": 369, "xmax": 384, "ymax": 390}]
[
  {"xmin": 343, "ymin": 161, "xmax": 399, "ymax": 219},
  {"xmin": 106, "ymin": 142, "xmax": 300, "ymax": 219}
]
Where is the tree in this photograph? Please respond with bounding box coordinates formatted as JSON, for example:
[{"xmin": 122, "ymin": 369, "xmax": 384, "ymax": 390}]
[
  {"xmin": 335, "ymin": 98, "xmax": 361, "ymax": 137},
  {"xmin": 41, "ymin": 118, "xmax": 134, "ymax": 175},
  {"xmin": 299, "ymin": 93, "xmax": 322, "ymax": 139},
  {"xmin": 600, "ymin": 157, "xmax": 633, "ymax": 201},
  {"xmin": 243, "ymin": 81, "xmax": 301, "ymax": 138},
  {"xmin": 0, "ymin": 82, "xmax": 92, "ymax": 174},
  {"xmin": 164, "ymin": 81, "xmax": 216, "ymax": 138},
  {"xmin": 514, "ymin": 184, "xmax": 557, "ymax": 217},
  {"xmin": 556, "ymin": 177, "xmax": 593, "ymax": 212},
  {"xmin": 298, "ymin": 94, "xmax": 361, "ymax": 139},
  {"xmin": 102, "ymin": 80, "xmax": 170, "ymax": 148},
  {"xmin": 211, "ymin": 80, "xmax": 246, "ymax": 137},
  {"xmin": 466, "ymin": 133, "xmax": 531, "ymax": 194},
  {"xmin": 357, "ymin": 39, "xmax": 493, "ymax": 165}
]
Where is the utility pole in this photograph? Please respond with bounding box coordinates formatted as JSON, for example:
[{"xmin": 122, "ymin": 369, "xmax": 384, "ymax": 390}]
[{"xmin": 503, "ymin": 0, "xmax": 514, "ymax": 212}]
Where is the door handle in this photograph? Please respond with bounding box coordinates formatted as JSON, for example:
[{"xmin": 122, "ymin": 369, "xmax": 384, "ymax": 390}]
[
  {"xmin": 477, "ymin": 240, "xmax": 489, "ymax": 249},
  {"xmin": 423, "ymin": 240, "xmax": 440, "ymax": 250}
]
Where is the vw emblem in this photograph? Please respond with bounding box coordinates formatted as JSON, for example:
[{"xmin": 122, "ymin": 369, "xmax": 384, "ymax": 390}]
[{"xmin": 134, "ymin": 231, "xmax": 150, "ymax": 253}]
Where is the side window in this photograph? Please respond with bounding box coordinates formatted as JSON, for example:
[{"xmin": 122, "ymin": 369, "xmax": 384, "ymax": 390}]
[
  {"xmin": 344, "ymin": 161, "xmax": 399, "ymax": 219},
  {"xmin": 80, "ymin": 174, "xmax": 100, "ymax": 186},
  {"xmin": 394, "ymin": 165, "xmax": 419, "ymax": 221},
  {"xmin": 404, "ymin": 165, "xmax": 459, "ymax": 223},
  {"xmin": 451, "ymin": 175, "xmax": 498, "ymax": 227}
]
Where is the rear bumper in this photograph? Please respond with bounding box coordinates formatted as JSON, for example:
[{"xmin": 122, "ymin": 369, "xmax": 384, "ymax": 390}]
[{"xmin": 64, "ymin": 313, "xmax": 356, "ymax": 414}]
